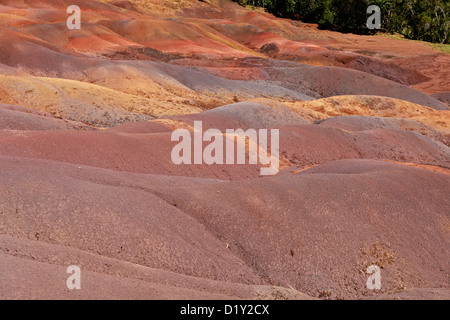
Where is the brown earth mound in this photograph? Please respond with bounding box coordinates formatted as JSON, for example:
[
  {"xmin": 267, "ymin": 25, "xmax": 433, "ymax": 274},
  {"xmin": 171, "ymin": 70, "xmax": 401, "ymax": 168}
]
[
  {"xmin": 141, "ymin": 159, "xmax": 450, "ymax": 299},
  {"xmin": 0, "ymin": 0, "xmax": 449, "ymax": 300}
]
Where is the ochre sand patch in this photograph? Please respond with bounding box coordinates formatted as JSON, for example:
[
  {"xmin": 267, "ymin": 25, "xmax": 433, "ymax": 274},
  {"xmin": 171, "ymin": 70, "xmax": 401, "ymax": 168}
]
[{"xmin": 0, "ymin": 0, "xmax": 448, "ymax": 300}]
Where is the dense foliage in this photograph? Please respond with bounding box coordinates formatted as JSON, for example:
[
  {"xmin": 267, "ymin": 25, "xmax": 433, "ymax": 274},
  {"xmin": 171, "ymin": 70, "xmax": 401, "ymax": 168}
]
[{"xmin": 232, "ymin": 0, "xmax": 449, "ymax": 44}]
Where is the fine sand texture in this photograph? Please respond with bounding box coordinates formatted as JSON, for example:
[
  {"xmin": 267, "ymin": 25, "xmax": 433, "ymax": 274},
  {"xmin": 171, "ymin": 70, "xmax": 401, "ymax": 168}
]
[{"xmin": 0, "ymin": 0, "xmax": 448, "ymax": 300}]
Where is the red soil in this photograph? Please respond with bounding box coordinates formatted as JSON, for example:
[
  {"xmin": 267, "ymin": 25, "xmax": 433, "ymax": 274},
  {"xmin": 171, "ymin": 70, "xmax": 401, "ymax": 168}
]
[{"xmin": 0, "ymin": 0, "xmax": 448, "ymax": 300}]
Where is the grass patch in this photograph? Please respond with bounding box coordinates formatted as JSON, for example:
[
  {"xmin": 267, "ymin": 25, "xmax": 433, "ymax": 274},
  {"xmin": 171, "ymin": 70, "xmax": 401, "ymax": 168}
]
[
  {"xmin": 379, "ymin": 33, "xmax": 450, "ymax": 54},
  {"xmin": 430, "ymin": 43, "xmax": 450, "ymax": 54}
]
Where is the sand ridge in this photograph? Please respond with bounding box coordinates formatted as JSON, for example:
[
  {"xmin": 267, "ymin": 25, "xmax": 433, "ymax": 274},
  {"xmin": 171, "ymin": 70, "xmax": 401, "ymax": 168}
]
[{"xmin": 0, "ymin": 0, "xmax": 448, "ymax": 300}]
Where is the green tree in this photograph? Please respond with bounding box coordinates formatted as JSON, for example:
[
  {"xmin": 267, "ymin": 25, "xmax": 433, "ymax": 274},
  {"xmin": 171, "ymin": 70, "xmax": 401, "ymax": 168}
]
[{"xmin": 231, "ymin": 0, "xmax": 449, "ymax": 43}]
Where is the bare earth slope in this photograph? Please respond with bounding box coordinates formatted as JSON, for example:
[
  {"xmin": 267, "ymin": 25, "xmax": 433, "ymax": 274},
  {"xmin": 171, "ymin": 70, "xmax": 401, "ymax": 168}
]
[{"xmin": 0, "ymin": 0, "xmax": 448, "ymax": 300}]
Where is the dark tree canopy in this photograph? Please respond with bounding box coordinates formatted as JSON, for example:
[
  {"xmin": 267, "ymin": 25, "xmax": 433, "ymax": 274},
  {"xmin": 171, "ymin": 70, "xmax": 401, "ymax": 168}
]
[{"xmin": 232, "ymin": 0, "xmax": 449, "ymax": 44}]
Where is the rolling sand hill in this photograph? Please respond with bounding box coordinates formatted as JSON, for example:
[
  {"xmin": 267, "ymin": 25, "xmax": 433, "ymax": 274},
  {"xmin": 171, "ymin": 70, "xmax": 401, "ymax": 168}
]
[{"xmin": 0, "ymin": 0, "xmax": 448, "ymax": 300}]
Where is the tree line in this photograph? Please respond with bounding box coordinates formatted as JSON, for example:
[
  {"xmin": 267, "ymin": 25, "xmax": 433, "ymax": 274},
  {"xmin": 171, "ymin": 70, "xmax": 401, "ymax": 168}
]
[{"xmin": 232, "ymin": 0, "xmax": 449, "ymax": 44}]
